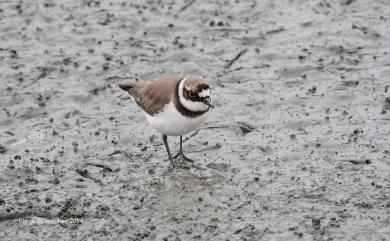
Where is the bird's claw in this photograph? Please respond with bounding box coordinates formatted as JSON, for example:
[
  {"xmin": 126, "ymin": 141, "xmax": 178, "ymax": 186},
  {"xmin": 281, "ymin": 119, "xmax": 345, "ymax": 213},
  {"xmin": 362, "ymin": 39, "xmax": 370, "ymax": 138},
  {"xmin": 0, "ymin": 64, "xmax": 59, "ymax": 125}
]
[{"xmin": 173, "ymin": 151, "xmax": 194, "ymax": 163}]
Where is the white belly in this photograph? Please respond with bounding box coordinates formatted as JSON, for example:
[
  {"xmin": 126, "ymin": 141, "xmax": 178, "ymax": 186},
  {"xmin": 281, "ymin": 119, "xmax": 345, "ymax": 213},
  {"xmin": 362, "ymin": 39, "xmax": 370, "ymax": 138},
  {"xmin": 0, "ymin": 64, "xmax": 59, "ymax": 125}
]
[{"xmin": 143, "ymin": 102, "xmax": 209, "ymax": 136}]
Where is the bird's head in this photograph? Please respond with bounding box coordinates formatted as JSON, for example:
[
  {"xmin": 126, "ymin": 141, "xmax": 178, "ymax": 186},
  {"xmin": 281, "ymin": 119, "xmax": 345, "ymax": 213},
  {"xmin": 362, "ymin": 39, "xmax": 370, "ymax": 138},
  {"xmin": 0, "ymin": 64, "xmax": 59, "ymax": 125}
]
[{"xmin": 178, "ymin": 77, "xmax": 213, "ymax": 112}]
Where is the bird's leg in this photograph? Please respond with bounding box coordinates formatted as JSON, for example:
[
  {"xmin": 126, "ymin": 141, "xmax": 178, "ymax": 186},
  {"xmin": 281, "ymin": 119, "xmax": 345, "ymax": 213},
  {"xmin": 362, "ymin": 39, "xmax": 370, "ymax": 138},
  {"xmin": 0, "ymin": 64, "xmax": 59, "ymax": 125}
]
[
  {"xmin": 173, "ymin": 135, "xmax": 194, "ymax": 163},
  {"xmin": 163, "ymin": 135, "xmax": 176, "ymax": 168},
  {"xmin": 173, "ymin": 135, "xmax": 183, "ymax": 159}
]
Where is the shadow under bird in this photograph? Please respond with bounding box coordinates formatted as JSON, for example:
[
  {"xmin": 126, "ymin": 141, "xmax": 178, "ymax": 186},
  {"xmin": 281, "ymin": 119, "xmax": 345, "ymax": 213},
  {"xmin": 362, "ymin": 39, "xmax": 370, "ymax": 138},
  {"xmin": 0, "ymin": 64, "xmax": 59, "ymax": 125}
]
[{"xmin": 118, "ymin": 76, "xmax": 213, "ymax": 168}]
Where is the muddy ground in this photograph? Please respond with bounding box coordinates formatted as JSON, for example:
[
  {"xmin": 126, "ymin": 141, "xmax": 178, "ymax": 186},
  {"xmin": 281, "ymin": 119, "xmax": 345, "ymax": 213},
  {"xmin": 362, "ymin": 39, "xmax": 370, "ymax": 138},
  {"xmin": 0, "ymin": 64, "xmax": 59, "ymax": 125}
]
[{"xmin": 1, "ymin": 0, "xmax": 390, "ymax": 240}]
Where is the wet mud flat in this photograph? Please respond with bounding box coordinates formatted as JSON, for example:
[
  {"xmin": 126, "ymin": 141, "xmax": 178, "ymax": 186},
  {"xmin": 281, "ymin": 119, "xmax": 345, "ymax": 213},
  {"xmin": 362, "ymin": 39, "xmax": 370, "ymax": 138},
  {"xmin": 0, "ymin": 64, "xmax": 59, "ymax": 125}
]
[{"xmin": 1, "ymin": 0, "xmax": 390, "ymax": 240}]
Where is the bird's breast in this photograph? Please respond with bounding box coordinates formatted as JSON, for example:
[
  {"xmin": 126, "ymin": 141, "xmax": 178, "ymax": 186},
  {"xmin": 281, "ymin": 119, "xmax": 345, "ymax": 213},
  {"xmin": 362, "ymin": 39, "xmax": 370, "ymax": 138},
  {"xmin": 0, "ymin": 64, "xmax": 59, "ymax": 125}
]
[{"xmin": 143, "ymin": 101, "xmax": 209, "ymax": 136}]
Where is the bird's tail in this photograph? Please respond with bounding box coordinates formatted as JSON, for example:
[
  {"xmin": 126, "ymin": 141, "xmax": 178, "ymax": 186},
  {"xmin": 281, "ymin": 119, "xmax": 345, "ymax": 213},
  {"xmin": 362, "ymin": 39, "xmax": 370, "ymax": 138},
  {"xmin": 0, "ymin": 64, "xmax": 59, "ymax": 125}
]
[{"xmin": 118, "ymin": 80, "xmax": 144, "ymax": 104}]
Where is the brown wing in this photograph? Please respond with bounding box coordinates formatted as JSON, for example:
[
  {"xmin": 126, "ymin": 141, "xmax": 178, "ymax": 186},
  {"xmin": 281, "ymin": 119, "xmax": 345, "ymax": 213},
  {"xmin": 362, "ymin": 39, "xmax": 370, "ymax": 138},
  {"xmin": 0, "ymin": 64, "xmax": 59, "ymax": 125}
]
[{"xmin": 139, "ymin": 76, "xmax": 183, "ymax": 115}]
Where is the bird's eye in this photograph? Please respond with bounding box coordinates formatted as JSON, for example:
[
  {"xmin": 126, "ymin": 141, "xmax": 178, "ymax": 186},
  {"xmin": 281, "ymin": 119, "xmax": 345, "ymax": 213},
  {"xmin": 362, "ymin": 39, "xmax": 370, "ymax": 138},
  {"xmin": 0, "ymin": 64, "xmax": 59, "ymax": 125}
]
[{"xmin": 189, "ymin": 92, "xmax": 195, "ymax": 97}]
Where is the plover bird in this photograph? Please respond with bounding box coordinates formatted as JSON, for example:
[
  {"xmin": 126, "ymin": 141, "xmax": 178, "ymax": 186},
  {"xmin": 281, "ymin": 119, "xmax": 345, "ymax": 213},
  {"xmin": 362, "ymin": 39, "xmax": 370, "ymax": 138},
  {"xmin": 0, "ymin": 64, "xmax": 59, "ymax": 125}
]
[{"xmin": 119, "ymin": 76, "xmax": 213, "ymax": 167}]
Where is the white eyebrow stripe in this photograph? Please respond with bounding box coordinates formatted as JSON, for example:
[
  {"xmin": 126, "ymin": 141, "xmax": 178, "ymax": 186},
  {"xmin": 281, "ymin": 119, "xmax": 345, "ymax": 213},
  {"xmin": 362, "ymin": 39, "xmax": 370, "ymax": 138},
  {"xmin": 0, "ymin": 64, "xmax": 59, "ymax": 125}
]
[{"xmin": 198, "ymin": 89, "xmax": 210, "ymax": 97}]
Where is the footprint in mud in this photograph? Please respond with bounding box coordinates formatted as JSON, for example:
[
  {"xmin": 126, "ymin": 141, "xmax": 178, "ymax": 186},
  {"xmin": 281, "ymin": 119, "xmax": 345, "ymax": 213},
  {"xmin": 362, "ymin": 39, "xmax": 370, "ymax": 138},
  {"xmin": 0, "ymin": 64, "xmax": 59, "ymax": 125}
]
[
  {"xmin": 206, "ymin": 162, "xmax": 231, "ymax": 172},
  {"xmin": 156, "ymin": 165, "xmax": 229, "ymax": 194}
]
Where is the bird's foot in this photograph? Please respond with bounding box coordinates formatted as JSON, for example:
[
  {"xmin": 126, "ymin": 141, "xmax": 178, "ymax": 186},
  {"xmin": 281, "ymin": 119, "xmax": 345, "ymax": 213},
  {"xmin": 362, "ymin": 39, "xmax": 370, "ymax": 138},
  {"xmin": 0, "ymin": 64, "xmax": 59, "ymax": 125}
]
[
  {"xmin": 166, "ymin": 159, "xmax": 191, "ymax": 170},
  {"xmin": 173, "ymin": 151, "xmax": 194, "ymax": 163}
]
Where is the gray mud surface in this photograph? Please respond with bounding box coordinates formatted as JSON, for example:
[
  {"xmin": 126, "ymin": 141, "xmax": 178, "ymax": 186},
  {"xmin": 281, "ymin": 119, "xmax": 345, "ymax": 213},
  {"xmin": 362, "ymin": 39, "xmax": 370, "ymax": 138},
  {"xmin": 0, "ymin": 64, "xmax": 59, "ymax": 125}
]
[{"xmin": 1, "ymin": 0, "xmax": 390, "ymax": 240}]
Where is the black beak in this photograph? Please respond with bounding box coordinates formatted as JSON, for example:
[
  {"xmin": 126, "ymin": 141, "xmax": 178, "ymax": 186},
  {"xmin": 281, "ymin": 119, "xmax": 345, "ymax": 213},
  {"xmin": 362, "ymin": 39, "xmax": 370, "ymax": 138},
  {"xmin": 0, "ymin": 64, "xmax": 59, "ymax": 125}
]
[{"xmin": 203, "ymin": 97, "xmax": 214, "ymax": 108}]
